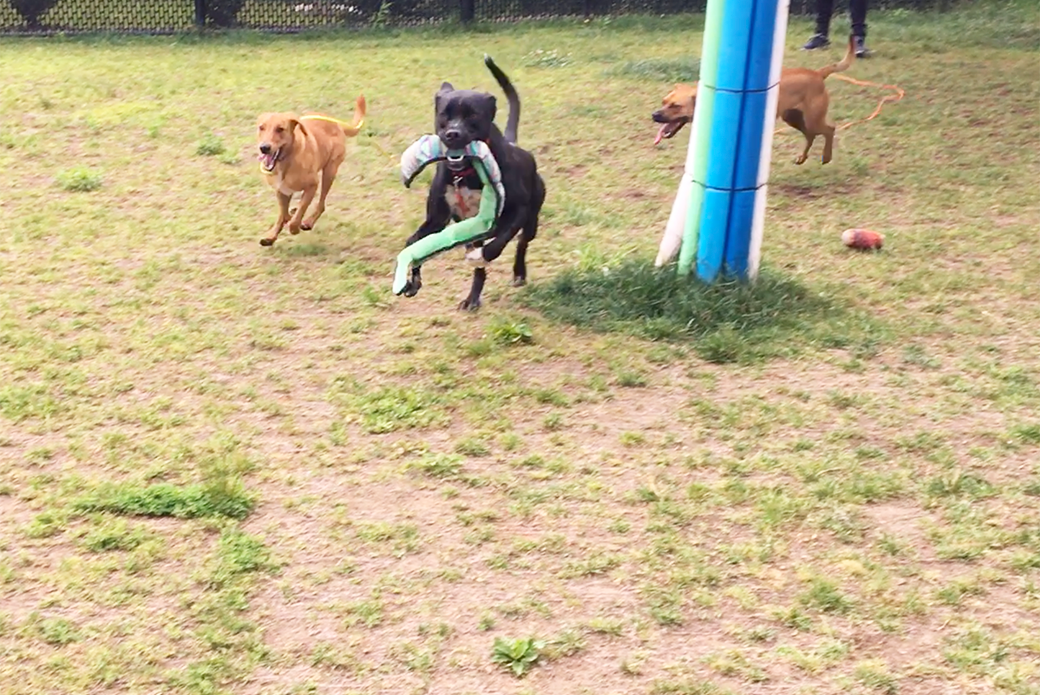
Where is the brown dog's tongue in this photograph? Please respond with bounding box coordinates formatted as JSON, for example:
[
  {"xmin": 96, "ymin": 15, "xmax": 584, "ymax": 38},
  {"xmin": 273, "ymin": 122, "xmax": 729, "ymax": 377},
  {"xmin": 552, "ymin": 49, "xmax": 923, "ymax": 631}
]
[{"xmin": 654, "ymin": 124, "xmax": 668, "ymax": 146}]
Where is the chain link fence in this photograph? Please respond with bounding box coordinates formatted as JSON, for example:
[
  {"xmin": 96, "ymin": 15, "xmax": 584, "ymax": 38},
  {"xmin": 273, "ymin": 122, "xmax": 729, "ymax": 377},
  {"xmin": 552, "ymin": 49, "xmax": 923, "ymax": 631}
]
[{"xmin": 1, "ymin": 0, "xmax": 953, "ymax": 35}]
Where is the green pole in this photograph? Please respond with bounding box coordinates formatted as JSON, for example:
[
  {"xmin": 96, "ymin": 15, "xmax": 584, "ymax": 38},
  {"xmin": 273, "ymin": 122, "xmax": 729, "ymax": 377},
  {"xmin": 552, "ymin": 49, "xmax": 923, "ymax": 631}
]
[{"xmin": 677, "ymin": 0, "xmax": 725, "ymax": 276}]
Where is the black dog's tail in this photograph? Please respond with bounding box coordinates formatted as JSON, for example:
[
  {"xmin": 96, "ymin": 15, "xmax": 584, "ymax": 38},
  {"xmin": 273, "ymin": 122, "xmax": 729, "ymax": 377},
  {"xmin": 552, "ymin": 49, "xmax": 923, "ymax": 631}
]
[{"xmin": 484, "ymin": 54, "xmax": 519, "ymax": 144}]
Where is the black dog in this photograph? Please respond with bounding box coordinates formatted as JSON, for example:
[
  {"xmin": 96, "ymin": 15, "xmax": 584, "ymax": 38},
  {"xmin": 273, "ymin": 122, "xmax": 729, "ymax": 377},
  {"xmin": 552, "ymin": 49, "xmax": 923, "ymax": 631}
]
[{"xmin": 401, "ymin": 55, "xmax": 546, "ymax": 311}]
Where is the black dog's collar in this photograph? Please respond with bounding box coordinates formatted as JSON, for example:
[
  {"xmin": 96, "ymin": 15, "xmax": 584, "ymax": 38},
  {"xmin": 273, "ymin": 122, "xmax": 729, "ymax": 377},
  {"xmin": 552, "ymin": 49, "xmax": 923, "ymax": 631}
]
[{"xmin": 448, "ymin": 164, "xmax": 476, "ymax": 180}]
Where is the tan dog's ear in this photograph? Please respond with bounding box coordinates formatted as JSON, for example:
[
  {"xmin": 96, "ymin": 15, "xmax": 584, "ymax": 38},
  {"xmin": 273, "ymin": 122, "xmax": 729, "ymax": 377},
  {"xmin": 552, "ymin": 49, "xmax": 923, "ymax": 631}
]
[{"xmin": 287, "ymin": 114, "xmax": 308, "ymax": 138}]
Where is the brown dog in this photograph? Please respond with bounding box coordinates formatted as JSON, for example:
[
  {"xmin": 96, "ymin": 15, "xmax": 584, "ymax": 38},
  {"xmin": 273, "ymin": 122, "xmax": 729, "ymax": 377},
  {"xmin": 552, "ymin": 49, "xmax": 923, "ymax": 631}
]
[
  {"xmin": 652, "ymin": 36, "xmax": 855, "ymax": 165},
  {"xmin": 256, "ymin": 94, "xmax": 366, "ymax": 246}
]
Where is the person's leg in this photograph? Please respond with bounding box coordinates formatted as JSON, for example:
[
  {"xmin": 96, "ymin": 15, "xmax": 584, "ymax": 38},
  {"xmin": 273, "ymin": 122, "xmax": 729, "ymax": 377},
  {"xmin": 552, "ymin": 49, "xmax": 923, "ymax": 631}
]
[
  {"xmin": 849, "ymin": 0, "xmax": 867, "ymax": 37},
  {"xmin": 803, "ymin": 0, "xmax": 835, "ymax": 50},
  {"xmin": 815, "ymin": 0, "xmax": 836, "ymax": 36},
  {"xmin": 849, "ymin": 0, "xmax": 872, "ymax": 57}
]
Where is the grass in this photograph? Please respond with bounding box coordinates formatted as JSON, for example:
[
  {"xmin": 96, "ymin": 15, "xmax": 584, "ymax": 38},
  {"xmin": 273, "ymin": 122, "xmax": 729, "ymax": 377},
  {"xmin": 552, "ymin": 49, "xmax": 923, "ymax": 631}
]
[
  {"xmin": 195, "ymin": 132, "xmax": 227, "ymax": 156},
  {"xmin": 1, "ymin": 2, "xmax": 1039, "ymax": 694},
  {"xmin": 522, "ymin": 261, "xmax": 881, "ymax": 363},
  {"xmin": 72, "ymin": 479, "xmax": 255, "ymax": 519},
  {"xmin": 609, "ymin": 56, "xmax": 702, "ymax": 82},
  {"xmin": 55, "ymin": 166, "xmax": 103, "ymax": 191}
]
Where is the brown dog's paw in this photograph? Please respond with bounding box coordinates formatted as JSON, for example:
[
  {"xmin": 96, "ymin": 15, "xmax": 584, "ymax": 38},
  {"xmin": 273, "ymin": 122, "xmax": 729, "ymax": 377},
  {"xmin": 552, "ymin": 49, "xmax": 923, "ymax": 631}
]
[
  {"xmin": 259, "ymin": 237, "xmax": 275, "ymax": 247},
  {"xmin": 794, "ymin": 156, "xmax": 807, "ymax": 165},
  {"xmin": 288, "ymin": 225, "xmax": 301, "ymax": 236},
  {"xmin": 300, "ymin": 221, "xmax": 314, "ymax": 231}
]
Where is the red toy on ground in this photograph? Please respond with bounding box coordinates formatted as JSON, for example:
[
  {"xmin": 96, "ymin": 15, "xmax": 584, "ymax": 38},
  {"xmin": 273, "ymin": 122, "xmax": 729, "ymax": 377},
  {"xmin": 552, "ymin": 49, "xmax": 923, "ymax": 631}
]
[{"xmin": 841, "ymin": 228, "xmax": 884, "ymax": 250}]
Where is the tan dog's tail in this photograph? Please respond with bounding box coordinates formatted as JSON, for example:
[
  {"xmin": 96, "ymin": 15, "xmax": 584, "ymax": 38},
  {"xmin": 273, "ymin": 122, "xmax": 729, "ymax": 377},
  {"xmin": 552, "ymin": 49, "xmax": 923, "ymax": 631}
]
[
  {"xmin": 817, "ymin": 35, "xmax": 856, "ymax": 80},
  {"xmin": 340, "ymin": 94, "xmax": 367, "ymax": 137}
]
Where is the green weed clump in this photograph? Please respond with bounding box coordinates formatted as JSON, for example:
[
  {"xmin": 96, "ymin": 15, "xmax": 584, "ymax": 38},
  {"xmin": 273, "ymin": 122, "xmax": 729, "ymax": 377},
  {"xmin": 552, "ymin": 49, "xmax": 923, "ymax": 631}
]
[{"xmin": 73, "ymin": 480, "xmax": 254, "ymax": 519}]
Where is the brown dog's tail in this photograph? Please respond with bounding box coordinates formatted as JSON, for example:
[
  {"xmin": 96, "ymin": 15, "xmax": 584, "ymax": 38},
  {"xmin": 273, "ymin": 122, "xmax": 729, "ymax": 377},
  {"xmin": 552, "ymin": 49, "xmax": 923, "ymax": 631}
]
[
  {"xmin": 339, "ymin": 94, "xmax": 367, "ymax": 137},
  {"xmin": 817, "ymin": 35, "xmax": 856, "ymax": 80}
]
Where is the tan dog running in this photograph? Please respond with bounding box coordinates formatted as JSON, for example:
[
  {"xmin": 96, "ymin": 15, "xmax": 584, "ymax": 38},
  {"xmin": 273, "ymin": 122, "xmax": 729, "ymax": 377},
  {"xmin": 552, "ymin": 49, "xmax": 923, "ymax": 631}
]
[
  {"xmin": 651, "ymin": 36, "xmax": 855, "ymax": 165},
  {"xmin": 256, "ymin": 94, "xmax": 366, "ymax": 246}
]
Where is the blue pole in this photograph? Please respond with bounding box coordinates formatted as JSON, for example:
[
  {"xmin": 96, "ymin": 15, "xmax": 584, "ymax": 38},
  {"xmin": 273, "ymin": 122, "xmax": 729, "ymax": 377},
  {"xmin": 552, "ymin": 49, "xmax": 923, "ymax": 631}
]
[
  {"xmin": 696, "ymin": 0, "xmax": 780, "ymax": 282},
  {"xmin": 655, "ymin": 0, "xmax": 789, "ymax": 280}
]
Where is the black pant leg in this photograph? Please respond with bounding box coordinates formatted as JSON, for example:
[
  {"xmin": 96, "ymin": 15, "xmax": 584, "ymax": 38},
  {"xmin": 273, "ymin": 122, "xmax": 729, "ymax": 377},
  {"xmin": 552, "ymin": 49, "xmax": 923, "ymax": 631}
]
[
  {"xmin": 849, "ymin": 0, "xmax": 868, "ymax": 38},
  {"xmin": 814, "ymin": 0, "xmax": 836, "ymax": 35}
]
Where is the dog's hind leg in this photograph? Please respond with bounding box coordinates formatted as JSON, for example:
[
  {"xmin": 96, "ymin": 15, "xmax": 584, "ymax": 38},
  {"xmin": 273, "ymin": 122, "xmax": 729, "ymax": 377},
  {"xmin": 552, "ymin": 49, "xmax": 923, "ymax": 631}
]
[
  {"xmin": 795, "ymin": 133, "xmax": 816, "ymax": 166},
  {"xmin": 289, "ymin": 186, "xmax": 317, "ymax": 235},
  {"xmin": 513, "ymin": 179, "xmax": 545, "ymax": 286},
  {"xmin": 459, "ymin": 268, "xmax": 487, "ymax": 312},
  {"xmin": 512, "ymin": 218, "xmax": 538, "ymax": 287},
  {"xmin": 801, "ymin": 106, "xmax": 836, "ymax": 164},
  {"xmin": 302, "ymin": 162, "xmax": 339, "ymax": 231},
  {"xmin": 819, "ymin": 121, "xmax": 836, "ymax": 165},
  {"xmin": 260, "ymin": 191, "xmax": 293, "ymax": 246},
  {"xmin": 781, "ymin": 109, "xmax": 814, "ymax": 165}
]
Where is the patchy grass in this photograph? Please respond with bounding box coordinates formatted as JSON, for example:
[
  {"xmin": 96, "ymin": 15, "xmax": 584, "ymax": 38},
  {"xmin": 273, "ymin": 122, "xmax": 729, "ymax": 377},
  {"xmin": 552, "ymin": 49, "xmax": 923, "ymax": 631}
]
[
  {"xmin": 195, "ymin": 132, "xmax": 227, "ymax": 157},
  {"xmin": 1, "ymin": 3, "xmax": 1039, "ymax": 694},
  {"xmin": 522, "ymin": 261, "xmax": 881, "ymax": 363},
  {"xmin": 609, "ymin": 56, "xmax": 702, "ymax": 82},
  {"xmin": 55, "ymin": 166, "xmax": 103, "ymax": 191},
  {"xmin": 72, "ymin": 479, "xmax": 255, "ymax": 519}
]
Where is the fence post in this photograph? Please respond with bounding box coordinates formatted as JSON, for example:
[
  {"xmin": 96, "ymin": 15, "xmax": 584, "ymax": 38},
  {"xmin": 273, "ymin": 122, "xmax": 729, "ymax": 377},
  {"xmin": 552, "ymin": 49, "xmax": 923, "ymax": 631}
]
[
  {"xmin": 460, "ymin": 0, "xmax": 475, "ymax": 24},
  {"xmin": 195, "ymin": 0, "xmax": 206, "ymax": 27}
]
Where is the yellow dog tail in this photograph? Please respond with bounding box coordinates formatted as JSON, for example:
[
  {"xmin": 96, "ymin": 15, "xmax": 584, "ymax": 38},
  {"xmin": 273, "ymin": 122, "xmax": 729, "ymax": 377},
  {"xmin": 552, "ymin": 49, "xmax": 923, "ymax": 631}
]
[
  {"xmin": 817, "ymin": 36, "xmax": 856, "ymax": 80},
  {"xmin": 300, "ymin": 94, "xmax": 366, "ymax": 136},
  {"xmin": 342, "ymin": 94, "xmax": 366, "ymax": 136}
]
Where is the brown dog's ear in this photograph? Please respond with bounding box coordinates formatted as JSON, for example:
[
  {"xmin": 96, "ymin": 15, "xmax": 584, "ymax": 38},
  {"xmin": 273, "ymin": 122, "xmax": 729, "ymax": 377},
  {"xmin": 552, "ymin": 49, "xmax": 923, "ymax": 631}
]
[{"xmin": 287, "ymin": 114, "xmax": 308, "ymax": 138}]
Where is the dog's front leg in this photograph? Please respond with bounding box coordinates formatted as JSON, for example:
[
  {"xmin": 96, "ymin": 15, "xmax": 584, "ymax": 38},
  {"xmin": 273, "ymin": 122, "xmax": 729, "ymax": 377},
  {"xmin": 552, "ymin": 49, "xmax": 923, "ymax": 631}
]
[
  {"xmin": 459, "ymin": 206, "xmax": 526, "ymax": 311},
  {"xmin": 260, "ymin": 192, "xmax": 292, "ymax": 246},
  {"xmin": 400, "ymin": 194, "xmax": 451, "ymax": 298},
  {"xmin": 465, "ymin": 205, "xmax": 527, "ymax": 266},
  {"xmin": 288, "ymin": 186, "xmax": 318, "ymax": 235}
]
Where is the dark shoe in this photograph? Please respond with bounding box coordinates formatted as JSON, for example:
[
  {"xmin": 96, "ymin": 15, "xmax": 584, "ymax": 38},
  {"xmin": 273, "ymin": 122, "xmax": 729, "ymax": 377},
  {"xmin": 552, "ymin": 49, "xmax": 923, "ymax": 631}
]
[
  {"xmin": 854, "ymin": 35, "xmax": 872, "ymax": 58},
  {"xmin": 802, "ymin": 33, "xmax": 830, "ymax": 50}
]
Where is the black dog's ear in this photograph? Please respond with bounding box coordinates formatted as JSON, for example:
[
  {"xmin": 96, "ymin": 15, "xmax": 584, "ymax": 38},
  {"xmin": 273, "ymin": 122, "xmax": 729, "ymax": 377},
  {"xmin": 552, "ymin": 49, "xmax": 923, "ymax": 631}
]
[
  {"xmin": 435, "ymin": 82, "xmax": 455, "ymax": 111},
  {"xmin": 483, "ymin": 93, "xmax": 497, "ymax": 120}
]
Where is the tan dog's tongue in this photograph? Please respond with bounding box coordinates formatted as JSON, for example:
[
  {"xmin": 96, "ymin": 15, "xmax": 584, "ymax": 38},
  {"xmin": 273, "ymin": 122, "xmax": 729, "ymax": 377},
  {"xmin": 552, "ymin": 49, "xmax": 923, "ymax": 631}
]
[{"xmin": 654, "ymin": 124, "xmax": 668, "ymax": 146}]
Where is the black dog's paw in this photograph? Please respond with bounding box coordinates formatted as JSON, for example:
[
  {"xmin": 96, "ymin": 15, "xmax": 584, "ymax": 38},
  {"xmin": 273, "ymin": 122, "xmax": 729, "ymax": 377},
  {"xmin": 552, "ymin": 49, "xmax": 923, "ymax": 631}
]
[
  {"xmin": 399, "ymin": 278, "xmax": 422, "ymax": 298},
  {"xmin": 511, "ymin": 275, "xmax": 527, "ymax": 287},
  {"xmin": 457, "ymin": 297, "xmax": 481, "ymax": 312}
]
